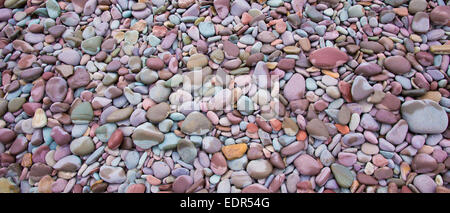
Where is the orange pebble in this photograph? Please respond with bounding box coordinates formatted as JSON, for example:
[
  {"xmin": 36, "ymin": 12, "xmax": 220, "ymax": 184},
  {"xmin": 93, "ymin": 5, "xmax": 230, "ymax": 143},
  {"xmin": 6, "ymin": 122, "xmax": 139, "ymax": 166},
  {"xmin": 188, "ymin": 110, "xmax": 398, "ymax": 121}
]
[
  {"xmin": 246, "ymin": 123, "xmax": 258, "ymax": 133},
  {"xmin": 393, "ymin": 7, "xmax": 409, "ymax": 16},
  {"xmin": 270, "ymin": 39, "xmax": 283, "ymax": 46},
  {"xmin": 296, "ymin": 130, "xmax": 307, "ymax": 141},
  {"xmin": 335, "ymin": 124, "xmax": 350, "ymax": 134},
  {"xmin": 269, "ymin": 119, "xmax": 282, "ymax": 131}
]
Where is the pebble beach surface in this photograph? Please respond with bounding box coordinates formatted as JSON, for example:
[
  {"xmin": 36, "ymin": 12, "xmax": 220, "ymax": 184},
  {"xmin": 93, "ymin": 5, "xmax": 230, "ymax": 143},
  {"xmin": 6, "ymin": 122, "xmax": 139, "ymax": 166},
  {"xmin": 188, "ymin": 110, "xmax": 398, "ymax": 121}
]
[{"xmin": 0, "ymin": 0, "xmax": 449, "ymax": 193}]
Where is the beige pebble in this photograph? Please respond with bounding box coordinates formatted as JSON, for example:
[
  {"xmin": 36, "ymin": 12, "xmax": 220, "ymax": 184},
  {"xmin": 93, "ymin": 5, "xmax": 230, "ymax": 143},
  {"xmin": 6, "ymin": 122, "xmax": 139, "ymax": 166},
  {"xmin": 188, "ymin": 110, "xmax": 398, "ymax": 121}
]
[{"xmin": 32, "ymin": 108, "xmax": 47, "ymax": 129}]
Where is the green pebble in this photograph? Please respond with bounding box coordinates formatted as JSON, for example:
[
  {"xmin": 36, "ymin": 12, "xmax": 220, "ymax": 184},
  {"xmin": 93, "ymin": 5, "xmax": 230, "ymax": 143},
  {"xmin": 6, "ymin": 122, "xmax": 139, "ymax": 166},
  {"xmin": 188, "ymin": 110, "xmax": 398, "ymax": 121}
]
[
  {"xmin": 95, "ymin": 123, "xmax": 118, "ymax": 142},
  {"xmin": 123, "ymin": 11, "xmax": 132, "ymax": 18},
  {"xmin": 70, "ymin": 102, "xmax": 94, "ymax": 124},
  {"xmin": 8, "ymin": 97, "xmax": 26, "ymax": 112},
  {"xmin": 46, "ymin": 0, "xmax": 60, "ymax": 19},
  {"xmin": 331, "ymin": 163, "xmax": 354, "ymax": 188},
  {"xmin": 43, "ymin": 127, "xmax": 53, "ymax": 144}
]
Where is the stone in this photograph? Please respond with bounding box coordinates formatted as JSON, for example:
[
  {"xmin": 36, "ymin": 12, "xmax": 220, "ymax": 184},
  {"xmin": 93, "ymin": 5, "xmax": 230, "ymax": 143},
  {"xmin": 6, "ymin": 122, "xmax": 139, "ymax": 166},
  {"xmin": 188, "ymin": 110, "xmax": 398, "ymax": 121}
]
[
  {"xmin": 45, "ymin": 77, "xmax": 68, "ymax": 103},
  {"xmin": 46, "ymin": 0, "xmax": 61, "ymax": 18},
  {"xmin": 385, "ymin": 120, "xmax": 408, "ymax": 145},
  {"xmin": 125, "ymin": 151, "xmax": 139, "ymax": 169},
  {"xmin": 342, "ymin": 133, "xmax": 365, "ymax": 147},
  {"xmin": 38, "ymin": 175, "xmax": 54, "ymax": 193},
  {"xmin": 282, "ymin": 117, "xmax": 299, "ymax": 136},
  {"xmin": 71, "ymin": 102, "xmax": 94, "ymax": 124},
  {"xmin": 331, "ymin": 163, "xmax": 354, "ymax": 188},
  {"xmin": 430, "ymin": 6, "xmax": 450, "ymax": 26},
  {"xmin": 29, "ymin": 163, "xmax": 52, "ymax": 182},
  {"xmin": 348, "ymin": 5, "xmax": 364, "ymax": 18},
  {"xmin": 283, "ymin": 73, "xmax": 306, "ymax": 101},
  {"xmin": 221, "ymin": 143, "xmax": 248, "ymax": 160},
  {"xmin": 384, "ymin": 56, "xmax": 411, "ymax": 75},
  {"xmin": 198, "ymin": 22, "xmax": 215, "ymax": 38},
  {"xmin": 181, "ymin": 112, "xmax": 212, "ymax": 135},
  {"xmin": 294, "ymin": 154, "xmax": 322, "ymax": 176},
  {"xmin": 149, "ymin": 84, "xmax": 171, "ymax": 103},
  {"xmin": 132, "ymin": 123, "xmax": 164, "ymax": 149},
  {"xmin": 408, "ymin": 0, "xmax": 427, "ymax": 14},
  {"xmin": 58, "ymin": 49, "xmax": 81, "ymax": 65},
  {"xmin": 106, "ymin": 107, "xmax": 133, "ymax": 122},
  {"xmin": 70, "ymin": 136, "xmax": 95, "ymax": 156},
  {"xmin": 246, "ymin": 159, "xmax": 273, "ymax": 179},
  {"xmin": 337, "ymin": 105, "xmax": 351, "ymax": 125},
  {"xmin": 68, "ymin": 68, "xmax": 90, "ymax": 89},
  {"xmin": 152, "ymin": 161, "xmax": 171, "ymax": 179},
  {"xmin": 146, "ymin": 102, "xmax": 170, "ymax": 123},
  {"xmin": 99, "ymin": 166, "xmax": 126, "ymax": 183},
  {"xmin": 202, "ymin": 136, "xmax": 222, "ymax": 153},
  {"xmin": 414, "ymin": 174, "xmax": 437, "ymax": 193},
  {"xmin": 0, "ymin": 128, "xmax": 16, "ymax": 144},
  {"xmin": 187, "ymin": 54, "xmax": 208, "ymax": 70},
  {"xmin": 305, "ymin": 5, "xmax": 323, "ymax": 22},
  {"xmin": 53, "ymin": 155, "xmax": 81, "ymax": 172},
  {"xmin": 8, "ymin": 98, "xmax": 26, "ymax": 112},
  {"xmin": 172, "ymin": 175, "xmax": 193, "ymax": 193},
  {"xmin": 177, "ymin": 139, "xmax": 197, "ymax": 163},
  {"xmin": 411, "ymin": 153, "xmax": 438, "ymax": 173},
  {"xmin": 81, "ymin": 36, "xmax": 103, "ymax": 55},
  {"xmin": 401, "ymin": 100, "xmax": 448, "ymax": 134},
  {"xmin": 214, "ymin": 0, "xmax": 230, "ymax": 19},
  {"xmin": 32, "ymin": 108, "xmax": 47, "ymax": 128},
  {"xmin": 223, "ymin": 40, "xmax": 240, "ymax": 57},
  {"xmin": 351, "ymin": 76, "xmax": 374, "ymax": 101},
  {"xmin": 309, "ymin": 47, "xmax": 348, "ymax": 69},
  {"xmin": 355, "ymin": 62, "xmax": 382, "ymax": 77},
  {"xmin": 306, "ymin": 119, "xmax": 329, "ymax": 140},
  {"xmin": 211, "ymin": 152, "xmax": 227, "ymax": 175},
  {"xmin": 257, "ymin": 31, "xmax": 276, "ymax": 43},
  {"xmin": 108, "ymin": 129, "xmax": 123, "ymax": 150},
  {"xmin": 412, "ymin": 12, "xmax": 430, "ymax": 33},
  {"xmin": 0, "ymin": 178, "xmax": 19, "ymax": 193},
  {"xmin": 231, "ymin": 0, "xmax": 250, "ymax": 16}
]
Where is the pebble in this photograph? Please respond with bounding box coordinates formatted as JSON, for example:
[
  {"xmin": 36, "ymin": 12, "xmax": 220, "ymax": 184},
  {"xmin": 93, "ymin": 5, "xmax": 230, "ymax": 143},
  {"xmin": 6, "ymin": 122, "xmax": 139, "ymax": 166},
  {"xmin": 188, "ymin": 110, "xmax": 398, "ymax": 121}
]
[
  {"xmin": 384, "ymin": 56, "xmax": 411, "ymax": 75},
  {"xmin": 351, "ymin": 76, "xmax": 374, "ymax": 101},
  {"xmin": 294, "ymin": 154, "xmax": 322, "ymax": 176},
  {"xmin": 331, "ymin": 163, "xmax": 354, "ymax": 188},
  {"xmin": 246, "ymin": 159, "xmax": 273, "ymax": 179},
  {"xmin": 222, "ymin": 143, "xmax": 248, "ymax": 160},
  {"xmin": 309, "ymin": 47, "xmax": 348, "ymax": 69},
  {"xmin": 70, "ymin": 136, "xmax": 95, "ymax": 156},
  {"xmin": 181, "ymin": 112, "xmax": 212, "ymax": 135},
  {"xmin": 401, "ymin": 100, "xmax": 448, "ymax": 134},
  {"xmin": 152, "ymin": 161, "xmax": 171, "ymax": 179},
  {"xmin": 99, "ymin": 166, "xmax": 127, "ymax": 184},
  {"xmin": 414, "ymin": 174, "xmax": 437, "ymax": 193},
  {"xmin": 177, "ymin": 139, "xmax": 197, "ymax": 163}
]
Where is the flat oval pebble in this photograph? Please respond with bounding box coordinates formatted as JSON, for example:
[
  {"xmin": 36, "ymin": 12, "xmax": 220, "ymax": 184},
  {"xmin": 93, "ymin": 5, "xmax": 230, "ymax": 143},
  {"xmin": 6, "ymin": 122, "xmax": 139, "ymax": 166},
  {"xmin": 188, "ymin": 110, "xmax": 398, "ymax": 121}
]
[{"xmin": 309, "ymin": 47, "xmax": 349, "ymax": 69}]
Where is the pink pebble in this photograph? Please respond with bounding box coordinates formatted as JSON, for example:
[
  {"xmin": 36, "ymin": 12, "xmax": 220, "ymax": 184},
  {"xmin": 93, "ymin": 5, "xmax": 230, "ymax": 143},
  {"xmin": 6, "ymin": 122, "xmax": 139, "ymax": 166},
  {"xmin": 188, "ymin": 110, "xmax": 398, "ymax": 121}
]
[{"xmin": 206, "ymin": 111, "xmax": 219, "ymax": 125}]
